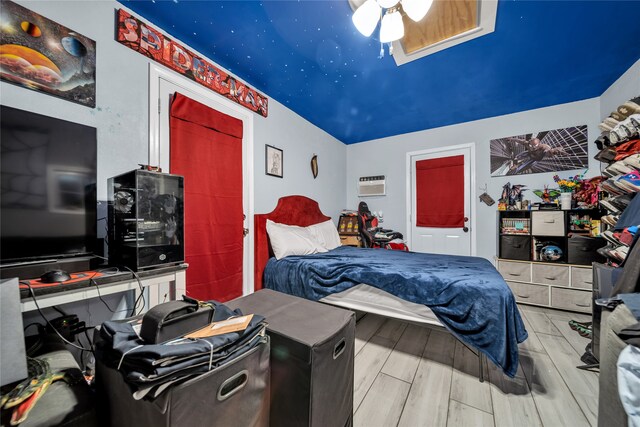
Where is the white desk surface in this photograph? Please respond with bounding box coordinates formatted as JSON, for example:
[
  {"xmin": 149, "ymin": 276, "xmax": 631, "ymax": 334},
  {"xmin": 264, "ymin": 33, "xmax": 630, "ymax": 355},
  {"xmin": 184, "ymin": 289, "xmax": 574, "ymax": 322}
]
[{"xmin": 20, "ymin": 267, "xmax": 187, "ymax": 312}]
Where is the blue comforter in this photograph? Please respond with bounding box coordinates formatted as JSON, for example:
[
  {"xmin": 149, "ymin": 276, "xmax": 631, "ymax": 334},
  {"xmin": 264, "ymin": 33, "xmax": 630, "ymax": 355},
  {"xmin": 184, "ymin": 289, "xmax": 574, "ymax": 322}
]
[{"xmin": 264, "ymin": 246, "xmax": 528, "ymax": 377}]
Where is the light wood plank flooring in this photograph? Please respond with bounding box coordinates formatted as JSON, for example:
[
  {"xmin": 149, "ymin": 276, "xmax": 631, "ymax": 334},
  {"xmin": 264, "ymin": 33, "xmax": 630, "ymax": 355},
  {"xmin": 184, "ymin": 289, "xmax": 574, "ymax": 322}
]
[{"xmin": 353, "ymin": 304, "xmax": 597, "ymax": 427}]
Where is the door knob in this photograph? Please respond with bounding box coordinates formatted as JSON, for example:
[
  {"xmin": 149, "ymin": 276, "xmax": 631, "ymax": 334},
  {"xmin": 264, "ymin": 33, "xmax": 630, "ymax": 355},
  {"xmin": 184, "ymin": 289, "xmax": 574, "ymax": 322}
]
[
  {"xmin": 464, "ymin": 217, "xmax": 469, "ymax": 222},
  {"xmin": 463, "ymin": 227, "xmax": 469, "ymax": 233}
]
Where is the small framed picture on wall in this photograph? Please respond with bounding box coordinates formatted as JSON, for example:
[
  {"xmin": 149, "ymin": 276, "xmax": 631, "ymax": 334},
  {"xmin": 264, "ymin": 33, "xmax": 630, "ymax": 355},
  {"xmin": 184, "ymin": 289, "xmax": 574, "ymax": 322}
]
[{"xmin": 265, "ymin": 145, "xmax": 283, "ymax": 178}]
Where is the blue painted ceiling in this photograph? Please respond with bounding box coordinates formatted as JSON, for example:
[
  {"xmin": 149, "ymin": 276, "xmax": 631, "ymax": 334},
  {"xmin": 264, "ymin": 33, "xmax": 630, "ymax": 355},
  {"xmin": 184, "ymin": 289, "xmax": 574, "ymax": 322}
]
[{"xmin": 123, "ymin": 0, "xmax": 640, "ymax": 144}]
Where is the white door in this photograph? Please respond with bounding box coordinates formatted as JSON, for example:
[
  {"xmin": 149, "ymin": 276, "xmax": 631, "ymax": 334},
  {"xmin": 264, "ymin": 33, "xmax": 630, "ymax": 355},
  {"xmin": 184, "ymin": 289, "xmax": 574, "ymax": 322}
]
[
  {"xmin": 408, "ymin": 144, "xmax": 474, "ymax": 256},
  {"xmin": 149, "ymin": 65, "xmax": 254, "ymax": 296}
]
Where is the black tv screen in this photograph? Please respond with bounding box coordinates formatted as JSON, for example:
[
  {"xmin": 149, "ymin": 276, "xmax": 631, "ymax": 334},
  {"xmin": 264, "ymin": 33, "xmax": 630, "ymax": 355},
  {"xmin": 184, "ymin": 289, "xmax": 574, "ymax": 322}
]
[{"xmin": 1, "ymin": 106, "xmax": 97, "ymax": 264}]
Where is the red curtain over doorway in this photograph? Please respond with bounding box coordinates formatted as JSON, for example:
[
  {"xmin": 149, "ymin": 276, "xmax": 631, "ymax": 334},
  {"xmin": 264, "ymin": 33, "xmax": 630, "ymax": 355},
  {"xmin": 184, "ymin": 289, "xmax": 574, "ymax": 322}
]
[
  {"xmin": 170, "ymin": 92, "xmax": 244, "ymax": 301},
  {"xmin": 416, "ymin": 155, "xmax": 464, "ymax": 228}
]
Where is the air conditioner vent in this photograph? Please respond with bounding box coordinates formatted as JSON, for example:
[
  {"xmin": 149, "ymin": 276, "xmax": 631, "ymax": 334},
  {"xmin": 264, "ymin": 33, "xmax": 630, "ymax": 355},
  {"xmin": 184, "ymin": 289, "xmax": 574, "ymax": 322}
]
[{"xmin": 358, "ymin": 175, "xmax": 386, "ymax": 197}]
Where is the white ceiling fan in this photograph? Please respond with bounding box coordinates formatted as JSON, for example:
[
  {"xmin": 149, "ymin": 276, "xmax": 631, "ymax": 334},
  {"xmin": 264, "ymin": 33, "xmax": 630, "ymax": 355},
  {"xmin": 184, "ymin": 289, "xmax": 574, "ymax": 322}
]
[{"xmin": 350, "ymin": 0, "xmax": 434, "ymax": 43}]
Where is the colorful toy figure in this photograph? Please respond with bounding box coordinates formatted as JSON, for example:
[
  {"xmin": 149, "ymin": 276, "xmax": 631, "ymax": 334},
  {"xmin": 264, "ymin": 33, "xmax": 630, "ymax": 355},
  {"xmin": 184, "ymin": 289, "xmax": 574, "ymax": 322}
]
[
  {"xmin": 533, "ymin": 185, "xmax": 561, "ymax": 203},
  {"xmin": 500, "ymin": 182, "xmax": 527, "ymax": 207}
]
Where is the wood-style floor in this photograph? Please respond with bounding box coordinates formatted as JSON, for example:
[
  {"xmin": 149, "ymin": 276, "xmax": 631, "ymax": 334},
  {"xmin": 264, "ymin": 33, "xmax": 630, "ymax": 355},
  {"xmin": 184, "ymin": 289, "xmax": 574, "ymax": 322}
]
[{"xmin": 353, "ymin": 304, "xmax": 598, "ymax": 427}]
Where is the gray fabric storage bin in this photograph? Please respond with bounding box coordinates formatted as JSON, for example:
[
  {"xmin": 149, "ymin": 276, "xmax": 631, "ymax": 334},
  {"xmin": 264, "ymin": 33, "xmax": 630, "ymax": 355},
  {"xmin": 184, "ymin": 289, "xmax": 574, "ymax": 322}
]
[
  {"xmin": 598, "ymin": 304, "xmax": 635, "ymax": 427},
  {"xmin": 592, "ymin": 262, "xmax": 620, "ymax": 360},
  {"xmin": 228, "ymin": 289, "xmax": 355, "ymax": 427},
  {"xmin": 96, "ymin": 337, "xmax": 270, "ymax": 427}
]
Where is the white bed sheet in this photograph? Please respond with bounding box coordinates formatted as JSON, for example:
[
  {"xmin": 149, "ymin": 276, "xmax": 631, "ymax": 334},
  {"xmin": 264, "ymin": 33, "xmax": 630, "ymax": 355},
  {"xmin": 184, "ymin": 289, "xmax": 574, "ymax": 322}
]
[{"xmin": 319, "ymin": 284, "xmax": 442, "ymax": 327}]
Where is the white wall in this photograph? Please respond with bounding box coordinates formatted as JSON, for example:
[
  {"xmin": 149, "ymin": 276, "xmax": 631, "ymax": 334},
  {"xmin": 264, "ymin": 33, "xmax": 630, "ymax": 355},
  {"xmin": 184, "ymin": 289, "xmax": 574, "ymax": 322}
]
[
  {"xmin": 600, "ymin": 59, "xmax": 640, "ymax": 119},
  {"xmin": 346, "ymin": 98, "xmax": 602, "ymax": 262},
  {"xmin": 1, "ymin": 0, "xmax": 346, "ymax": 219}
]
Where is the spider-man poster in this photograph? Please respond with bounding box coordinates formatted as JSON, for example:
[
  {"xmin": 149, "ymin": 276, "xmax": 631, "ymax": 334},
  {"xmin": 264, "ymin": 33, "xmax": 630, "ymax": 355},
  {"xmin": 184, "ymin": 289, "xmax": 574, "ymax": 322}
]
[{"xmin": 490, "ymin": 125, "xmax": 588, "ymax": 177}]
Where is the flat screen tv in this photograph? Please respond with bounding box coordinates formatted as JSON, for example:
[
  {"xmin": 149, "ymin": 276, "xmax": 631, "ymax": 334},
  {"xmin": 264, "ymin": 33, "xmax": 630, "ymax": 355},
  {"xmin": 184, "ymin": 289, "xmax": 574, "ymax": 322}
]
[{"xmin": 1, "ymin": 106, "xmax": 97, "ymax": 265}]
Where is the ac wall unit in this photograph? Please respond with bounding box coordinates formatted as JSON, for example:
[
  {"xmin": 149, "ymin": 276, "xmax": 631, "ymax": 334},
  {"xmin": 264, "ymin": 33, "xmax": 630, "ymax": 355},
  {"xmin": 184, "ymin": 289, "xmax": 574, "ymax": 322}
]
[{"xmin": 358, "ymin": 175, "xmax": 386, "ymax": 197}]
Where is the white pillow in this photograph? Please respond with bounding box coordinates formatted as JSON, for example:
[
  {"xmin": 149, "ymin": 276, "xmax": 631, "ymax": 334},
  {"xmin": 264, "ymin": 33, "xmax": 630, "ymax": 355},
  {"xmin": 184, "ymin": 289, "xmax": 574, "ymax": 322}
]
[
  {"xmin": 307, "ymin": 219, "xmax": 342, "ymax": 250},
  {"xmin": 266, "ymin": 220, "xmax": 328, "ymax": 260}
]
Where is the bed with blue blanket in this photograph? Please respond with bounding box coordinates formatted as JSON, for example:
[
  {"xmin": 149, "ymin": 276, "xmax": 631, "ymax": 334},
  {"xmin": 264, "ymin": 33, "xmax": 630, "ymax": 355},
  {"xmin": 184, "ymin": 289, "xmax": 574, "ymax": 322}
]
[{"xmin": 254, "ymin": 196, "xmax": 528, "ymax": 378}]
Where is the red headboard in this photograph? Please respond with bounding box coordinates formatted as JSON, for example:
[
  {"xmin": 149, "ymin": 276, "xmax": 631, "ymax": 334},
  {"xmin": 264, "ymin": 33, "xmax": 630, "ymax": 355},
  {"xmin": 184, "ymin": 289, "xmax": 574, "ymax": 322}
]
[{"xmin": 254, "ymin": 195, "xmax": 331, "ymax": 290}]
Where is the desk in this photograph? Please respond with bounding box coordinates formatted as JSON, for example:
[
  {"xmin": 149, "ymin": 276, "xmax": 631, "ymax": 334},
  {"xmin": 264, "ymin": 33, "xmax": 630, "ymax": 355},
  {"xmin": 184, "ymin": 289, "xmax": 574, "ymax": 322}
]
[{"xmin": 20, "ymin": 266, "xmax": 187, "ymax": 313}]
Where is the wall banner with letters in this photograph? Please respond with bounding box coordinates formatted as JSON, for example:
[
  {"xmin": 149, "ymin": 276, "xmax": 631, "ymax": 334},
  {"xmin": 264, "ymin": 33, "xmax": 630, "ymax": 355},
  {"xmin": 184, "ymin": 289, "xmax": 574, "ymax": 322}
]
[{"xmin": 116, "ymin": 9, "xmax": 268, "ymax": 117}]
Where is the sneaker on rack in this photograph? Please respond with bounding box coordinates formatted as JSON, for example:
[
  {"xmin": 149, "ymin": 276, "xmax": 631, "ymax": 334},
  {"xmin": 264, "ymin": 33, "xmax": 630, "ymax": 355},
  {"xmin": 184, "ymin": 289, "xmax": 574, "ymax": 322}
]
[
  {"xmin": 613, "ymin": 194, "xmax": 633, "ymax": 210},
  {"xmin": 602, "ymin": 179, "xmax": 626, "ymax": 196},
  {"xmin": 623, "ymin": 154, "xmax": 640, "ymax": 170},
  {"xmin": 619, "ymin": 100, "xmax": 640, "ymax": 117},
  {"xmin": 621, "ymin": 115, "xmax": 640, "ymax": 138},
  {"xmin": 597, "ymin": 243, "xmax": 619, "ymax": 259},
  {"xmin": 605, "ymin": 160, "xmax": 634, "ymax": 176},
  {"xmin": 599, "ymin": 117, "xmax": 620, "ymax": 132},
  {"xmin": 611, "ymin": 245, "xmax": 629, "ymax": 262},
  {"xmin": 602, "ymin": 230, "xmax": 621, "ymax": 245},
  {"xmin": 613, "ymin": 175, "xmax": 637, "ymax": 193},
  {"xmin": 595, "ymin": 134, "xmax": 613, "ymax": 149},
  {"xmin": 600, "ymin": 198, "xmax": 622, "ymax": 213},
  {"xmin": 611, "ymin": 111, "xmax": 629, "ymax": 122},
  {"xmin": 595, "ymin": 146, "xmax": 616, "ymax": 163},
  {"xmin": 613, "ymin": 226, "xmax": 637, "ymax": 246},
  {"xmin": 617, "ymin": 171, "xmax": 640, "ymax": 192},
  {"xmin": 601, "ymin": 214, "xmax": 619, "ymax": 227},
  {"xmin": 610, "ymin": 123, "xmax": 634, "ymax": 146},
  {"xmin": 628, "ymin": 114, "xmax": 640, "ymax": 131}
]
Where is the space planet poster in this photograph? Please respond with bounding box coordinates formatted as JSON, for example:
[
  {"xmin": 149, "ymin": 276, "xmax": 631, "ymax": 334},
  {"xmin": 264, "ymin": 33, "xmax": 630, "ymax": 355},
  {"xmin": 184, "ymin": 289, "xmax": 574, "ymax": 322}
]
[
  {"xmin": 490, "ymin": 126, "xmax": 588, "ymax": 177},
  {"xmin": 0, "ymin": 1, "xmax": 96, "ymax": 107}
]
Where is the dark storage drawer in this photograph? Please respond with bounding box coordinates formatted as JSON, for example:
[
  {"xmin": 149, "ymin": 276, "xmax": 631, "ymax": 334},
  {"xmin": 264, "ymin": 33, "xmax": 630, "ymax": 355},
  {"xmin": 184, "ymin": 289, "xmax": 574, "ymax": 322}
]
[
  {"xmin": 567, "ymin": 236, "xmax": 606, "ymax": 265},
  {"xmin": 228, "ymin": 289, "xmax": 355, "ymax": 427},
  {"xmin": 500, "ymin": 235, "xmax": 531, "ymax": 261}
]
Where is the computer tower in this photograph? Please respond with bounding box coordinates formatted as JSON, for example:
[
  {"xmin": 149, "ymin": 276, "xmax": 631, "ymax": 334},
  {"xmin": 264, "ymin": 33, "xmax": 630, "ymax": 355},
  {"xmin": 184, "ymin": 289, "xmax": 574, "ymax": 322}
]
[{"xmin": 108, "ymin": 170, "xmax": 184, "ymax": 271}]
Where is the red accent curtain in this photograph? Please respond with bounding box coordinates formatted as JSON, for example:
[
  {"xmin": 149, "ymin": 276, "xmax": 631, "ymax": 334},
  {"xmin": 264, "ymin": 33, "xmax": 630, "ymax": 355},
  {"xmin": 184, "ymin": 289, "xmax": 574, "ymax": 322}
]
[
  {"xmin": 170, "ymin": 93, "xmax": 244, "ymax": 302},
  {"xmin": 416, "ymin": 155, "xmax": 464, "ymax": 228}
]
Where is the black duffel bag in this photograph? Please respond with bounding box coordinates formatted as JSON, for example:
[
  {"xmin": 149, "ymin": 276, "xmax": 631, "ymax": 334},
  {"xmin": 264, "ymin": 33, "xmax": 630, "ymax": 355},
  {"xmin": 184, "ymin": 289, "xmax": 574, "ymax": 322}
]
[{"xmin": 140, "ymin": 296, "xmax": 215, "ymax": 344}]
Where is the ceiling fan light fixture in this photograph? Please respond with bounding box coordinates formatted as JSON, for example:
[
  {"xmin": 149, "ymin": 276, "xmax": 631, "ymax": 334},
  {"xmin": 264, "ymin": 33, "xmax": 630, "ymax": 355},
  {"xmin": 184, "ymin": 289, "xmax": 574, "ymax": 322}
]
[
  {"xmin": 402, "ymin": 0, "xmax": 434, "ymax": 22},
  {"xmin": 352, "ymin": 0, "xmax": 381, "ymax": 37},
  {"xmin": 379, "ymin": 8, "xmax": 404, "ymax": 43},
  {"xmin": 377, "ymin": 0, "xmax": 400, "ymax": 8}
]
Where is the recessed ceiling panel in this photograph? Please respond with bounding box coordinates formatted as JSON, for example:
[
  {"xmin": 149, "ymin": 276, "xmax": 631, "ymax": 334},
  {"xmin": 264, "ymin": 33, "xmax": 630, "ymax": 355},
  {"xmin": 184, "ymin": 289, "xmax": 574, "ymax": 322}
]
[{"xmin": 401, "ymin": 0, "xmax": 478, "ymax": 54}]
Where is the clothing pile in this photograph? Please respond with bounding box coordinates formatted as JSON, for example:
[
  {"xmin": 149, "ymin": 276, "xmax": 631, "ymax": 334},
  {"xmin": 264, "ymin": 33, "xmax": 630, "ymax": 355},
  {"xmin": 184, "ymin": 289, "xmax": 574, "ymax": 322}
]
[{"xmin": 95, "ymin": 300, "xmax": 267, "ymax": 401}]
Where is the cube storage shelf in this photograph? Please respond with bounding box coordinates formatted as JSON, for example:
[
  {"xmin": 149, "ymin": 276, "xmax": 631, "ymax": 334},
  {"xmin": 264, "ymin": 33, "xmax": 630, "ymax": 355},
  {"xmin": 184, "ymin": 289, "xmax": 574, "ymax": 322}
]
[
  {"xmin": 498, "ymin": 209, "xmax": 606, "ymax": 265},
  {"xmin": 497, "ymin": 209, "xmax": 607, "ymax": 314}
]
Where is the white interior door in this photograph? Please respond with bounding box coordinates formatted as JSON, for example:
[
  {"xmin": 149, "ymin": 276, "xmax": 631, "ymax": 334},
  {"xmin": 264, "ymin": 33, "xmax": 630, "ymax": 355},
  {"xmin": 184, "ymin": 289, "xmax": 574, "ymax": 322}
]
[
  {"xmin": 149, "ymin": 65, "xmax": 254, "ymax": 296},
  {"xmin": 408, "ymin": 144, "xmax": 475, "ymax": 256}
]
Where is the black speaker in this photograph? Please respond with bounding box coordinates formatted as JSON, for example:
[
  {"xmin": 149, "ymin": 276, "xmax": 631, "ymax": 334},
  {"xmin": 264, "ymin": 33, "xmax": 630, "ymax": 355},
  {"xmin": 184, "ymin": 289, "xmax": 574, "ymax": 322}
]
[{"xmin": 108, "ymin": 170, "xmax": 184, "ymax": 271}]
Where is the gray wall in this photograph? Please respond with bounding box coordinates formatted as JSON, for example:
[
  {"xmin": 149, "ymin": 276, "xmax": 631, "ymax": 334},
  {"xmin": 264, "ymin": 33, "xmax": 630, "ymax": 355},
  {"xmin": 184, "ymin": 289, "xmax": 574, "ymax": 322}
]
[
  {"xmin": 1, "ymin": 0, "xmax": 346, "ymax": 219},
  {"xmin": 346, "ymin": 98, "xmax": 602, "ymax": 262}
]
